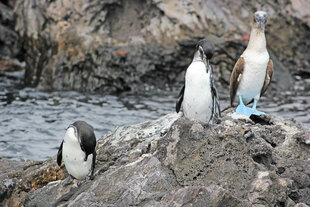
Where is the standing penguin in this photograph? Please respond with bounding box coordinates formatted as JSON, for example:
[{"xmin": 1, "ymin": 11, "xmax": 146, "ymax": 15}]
[
  {"xmin": 230, "ymin": 11, "xmax": 274, "ymax": 116},
  {"xmin": 57, "ymin": 121, "xmax": 96, "ymax": 180},
  {"xmin": 176, "ymin": 39, "xmax": 220, "ymax": 123}
]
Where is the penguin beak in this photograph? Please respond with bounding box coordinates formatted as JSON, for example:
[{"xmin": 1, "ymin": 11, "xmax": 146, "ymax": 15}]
[
  {"xmin": 206, "ymin": 60, "xmax": 210, "ymax": 73},
  {"xmin": 198, "ymin": 46, "xmax": 205, "ymax": 60},
  {"xmin": 198, "ymin": 46, "xmax": 209, "ymax": 72}
]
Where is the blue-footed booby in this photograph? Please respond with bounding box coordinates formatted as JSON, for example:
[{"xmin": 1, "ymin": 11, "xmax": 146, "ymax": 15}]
[
  {"xmin": 57, "ymin": 121, "xmax": 96, "ymax": 180},
  {"xmin": 230, "ymin": 11, "xmax": 274, "ymax": 116},
  {"xmin": 176, "ymin": 39, "xmax": 221, "ymax": 123}
]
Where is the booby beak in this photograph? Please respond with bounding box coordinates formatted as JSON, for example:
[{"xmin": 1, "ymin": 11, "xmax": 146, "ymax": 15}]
[{"xmin": 255, "ymin": 12, "xmax": 267, "ymax": 27}]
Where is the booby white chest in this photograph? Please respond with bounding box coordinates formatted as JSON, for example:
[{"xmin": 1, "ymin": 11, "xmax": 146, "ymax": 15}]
[
  {"xmin": 62, "ymin": 127, "xmax": 93, "ymax": 179},
  {"xmin": 237, "ymin": 49, "xmax": 269, "ymax": 103},
  {"xmin": 183, "ymin": 61, "xmax": 213, "ymax": 123}
]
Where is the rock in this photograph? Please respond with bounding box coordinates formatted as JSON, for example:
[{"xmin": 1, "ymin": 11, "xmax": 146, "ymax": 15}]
[
  {"xmin": 13, "ymin": 0, "xmax": 310, "ymax": 92},
  {"xmin": 157, "ymin": 185, "xmax": 250, "ymax": 207},
  {"xmin": 1, "ymin": 111, "xmax": 310, "ymax": 206},
  {"xmin": 0, "ymin": 158, "xmax": 66, "ymax": 207},
  {"xmin": 295, "ymin": 203, "xmax": 310, "ymax": 207},
  {"xmin": 0, "ymin": 1, "xmax": 23, "ymax": 73}
]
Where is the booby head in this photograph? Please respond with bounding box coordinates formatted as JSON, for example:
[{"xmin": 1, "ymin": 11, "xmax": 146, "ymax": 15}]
[
  {"xmin": 195, "ymin": 39, "xmax": 215, "ymax": 73},
  {"xmin": 254, "ymin": 11, "xmax": 268, "ymax": 28}
]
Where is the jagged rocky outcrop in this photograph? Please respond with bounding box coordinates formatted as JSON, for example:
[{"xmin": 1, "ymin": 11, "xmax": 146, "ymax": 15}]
[
  {"xmin": 13, "ymin": 0, "xmax": 310, "ymax": 92},
  {"xmin": 0, "ymin": 0, "xmax": 23, "ymax": 72},
  {"xmin": 1, "ymin": 111, "xmax": 310, "ymax": 206}
]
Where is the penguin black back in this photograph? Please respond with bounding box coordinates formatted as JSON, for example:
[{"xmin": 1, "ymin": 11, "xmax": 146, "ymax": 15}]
[
  {"xmin": 72, "ymin": 121, "xmax": 96, "ymax": 160},
  {"xmin": 197, "ymin": 39, "xmax": 215, "ymax": 60}
]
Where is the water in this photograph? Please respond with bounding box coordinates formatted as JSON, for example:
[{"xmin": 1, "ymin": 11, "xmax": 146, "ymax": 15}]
[{"xmin": 0, "ymin": 71, "xmax": 309, "ymax": 161}]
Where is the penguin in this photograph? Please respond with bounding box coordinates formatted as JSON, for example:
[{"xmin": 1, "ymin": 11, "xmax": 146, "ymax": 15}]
[
  {"xmin": 57, "ymin": 121, "xmax": 96, "ymax": 180},
  {"xmin": 230, "ymin": 11, "xmax": 274, "ymax": 116},
  {"xmin": 176, "ymin": 39, "xmax": 221, "ymax": 123}
]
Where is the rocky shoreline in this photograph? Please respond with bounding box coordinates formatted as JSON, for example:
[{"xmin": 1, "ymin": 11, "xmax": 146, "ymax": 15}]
[{"xmin": 1, "ymin": 110, "xmax": 310, "ymax": 206}]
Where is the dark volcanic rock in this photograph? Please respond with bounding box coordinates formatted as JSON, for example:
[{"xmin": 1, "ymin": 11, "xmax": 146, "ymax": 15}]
[
  {"xmin": 0, "ymin": 1, "xmax": 23, "ymax": 72},
  {"xmin": 1, "ymin": 111, "xmax": 310, "ymax": 206},
  {"xmin": 13, "ymin": 0, "xmax": 310, "ymax": 92}
]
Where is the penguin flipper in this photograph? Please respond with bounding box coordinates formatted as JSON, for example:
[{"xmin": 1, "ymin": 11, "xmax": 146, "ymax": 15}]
[
  {"xmin": 57, "ymin": 141, "xmax": 63, "ymax": 166},
  {"xmin": 90, "ymin": 151, "xmax": 96, "ymax": 180},
  {"xmin": 214, "ymin": 93, "xmax": 221, "ymax": 118},
  {"xmin": 176, "ymin": 84, "xmax": 185, "ymax": 113},
  {"xmin": 209, "ymin": 65, "xmax": 221, "ymax": 119},
  {"xmin": 211, "ymin": 80, "xmax": 221, "ymax": 118}
]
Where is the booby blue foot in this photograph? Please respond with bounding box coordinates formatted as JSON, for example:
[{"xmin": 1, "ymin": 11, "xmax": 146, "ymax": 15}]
[
  {"xmin": 251, "ymin": 109, "xmax": 265, "ymax": 115},
  {"xmin": 251, "ymin": 99, "xmax": 266, "ymax": 116},
  {"xmin": 236, "ymin": 104, "xmax": 253, "ymax": 116},
  {"xmin": 235, "ymin": 95, "xmax": 252, "ymax": 116}
]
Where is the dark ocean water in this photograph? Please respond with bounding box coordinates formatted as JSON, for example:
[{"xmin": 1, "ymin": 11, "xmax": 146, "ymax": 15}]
[{"xmin": 0, "ymin": 71, "xmax": 309, "ymax": 161}]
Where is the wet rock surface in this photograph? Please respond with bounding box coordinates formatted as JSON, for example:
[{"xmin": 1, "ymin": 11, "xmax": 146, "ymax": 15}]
[
  {"xmin": 12, "ymin": 0, "xmax": 310, "ymax": 92},
  {"xmin": 1, "ymin": 111, "xmax": 310, "ymax": 206}
]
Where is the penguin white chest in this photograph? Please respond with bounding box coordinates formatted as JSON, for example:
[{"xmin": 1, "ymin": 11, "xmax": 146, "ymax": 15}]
[
  {"xmin": 62, "ymin": 127, "xmax": 92, "ymax": 179},
  {"xmin": 237, "ymin": 51, "xmax": 269, "ymax": 103},
  {"xmin": 183, "ymin": 62, "xmax": 213, "ymax": 123}
]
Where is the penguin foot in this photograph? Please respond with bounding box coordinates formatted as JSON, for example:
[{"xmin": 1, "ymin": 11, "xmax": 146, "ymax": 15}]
[
  {"xmin": 236, "ymin": 104, "xmax": 253, "ymax": 116},
  {"xmin": 62, "ymin": 175, "xmax": 74, "ymax": 186}
]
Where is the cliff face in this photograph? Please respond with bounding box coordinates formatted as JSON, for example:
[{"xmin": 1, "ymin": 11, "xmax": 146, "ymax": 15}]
[
  {"xmin": 0, "ymin": 0, "xmax": 23, "ymax": 72},
  {"xmin": 1, "ymin": 111, "xmax": 310, "ymax": 206},
  {"xmin": 13, "ymin": 0, "xmax": 310, "ymax": 92}
]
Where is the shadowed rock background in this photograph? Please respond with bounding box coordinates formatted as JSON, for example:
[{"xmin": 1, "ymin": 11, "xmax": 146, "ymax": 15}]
[{"xmin": 1, "ymin": 0, "xmax": 308, "ymax": 92}]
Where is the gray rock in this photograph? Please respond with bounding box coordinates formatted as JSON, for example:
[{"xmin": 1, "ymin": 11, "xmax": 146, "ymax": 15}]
[
  {"xmin": 13, "ymin": 0, "xmax": 310, "ymax": 92},
  {"xmin": 1, "ymin": 111, "xmax": 310, "ymax": 206},
  {"xmin": 0, "ymin": 1, "xmax": 23, "ymax": 72},
  {"xmin": 295, "ymin": 203, "xmax": 310, "ymax": 207},
  {"xmin": 157, "ymin": 185, "xmax": 250, "ymax": 207}
]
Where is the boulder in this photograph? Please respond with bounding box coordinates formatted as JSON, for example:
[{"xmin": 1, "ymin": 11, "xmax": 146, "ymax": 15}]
[
  {"xmin": 1, "ymin": 111, "xmax": 310, "ymax": 206},
  {"xmin": 13, "ymin": 0, "xmax": 310, "ymax": 92}
]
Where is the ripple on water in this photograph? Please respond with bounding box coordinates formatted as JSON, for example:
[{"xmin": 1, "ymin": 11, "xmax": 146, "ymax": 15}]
[
  {"xmin": 0, "ymin": 73, "xmax": 309, "ymax": 161},
  {"xmin": 0, "ymin": 86, "xmax": 176, "ymax": 160}
]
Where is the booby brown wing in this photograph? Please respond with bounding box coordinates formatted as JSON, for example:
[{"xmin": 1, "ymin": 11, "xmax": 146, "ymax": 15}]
[
  {"xmin": 230, "ymin": 57, "xmax": 245, "ymax": 106},
  {"xmin": 260, "ymin": 59, "xmax": 274, "ymax": 97}
]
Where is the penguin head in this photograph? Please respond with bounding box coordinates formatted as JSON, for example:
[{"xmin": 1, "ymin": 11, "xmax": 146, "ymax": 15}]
[
  {"xmin": 195, "ymin": 39, "xmax": 214, "ymax": 73},
  {"xmin": 197, "ymin": 39, "xmax": 215, "ymax": 60},
  {"xmin": 254, "ymin": 11, "xmax": 268, "ymax": 28}
]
